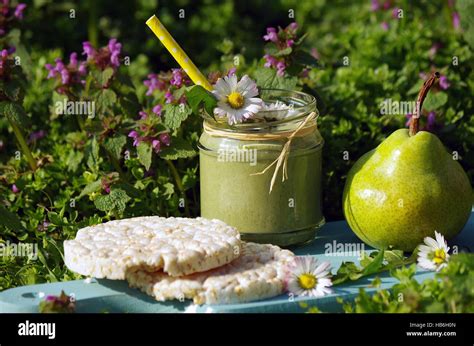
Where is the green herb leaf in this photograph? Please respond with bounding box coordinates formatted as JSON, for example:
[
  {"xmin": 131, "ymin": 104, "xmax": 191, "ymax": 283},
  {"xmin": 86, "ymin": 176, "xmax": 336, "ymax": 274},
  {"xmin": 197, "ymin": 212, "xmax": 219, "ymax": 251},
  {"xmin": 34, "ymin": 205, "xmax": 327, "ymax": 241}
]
[
  {"xmin": 94, "ymin": 188, "xmax": 131, "ymax": 214},
  {"xmin": 0, "ymin": 101, "xmax": 29, "ymax": 127},
  {"xmin": 185, "ymin": 85, "xmax": 217, "ymax": 116},
  {"xmin": 160, "ymin": 137, "xmax": 196, "ymax": 160},
  {"xmin": 163, "ymin": 103, "xmax": 192, "ymax": 130},
  {"xmin": 0, "ymin": 205, "xmax": 23, "ymax": 230},
  {"xmin": 254, "ymin": 68, "xmax": 298, "ymax": 90},
  {"xmin": 104, "ymin": 134, "xmax": 127, "ymax": 160},
  {"xmin": 78, "ymin": 179, "xmax": 102, "ymax": 198},
  {"xmin": 95, "ymin": 89, "xmax": 117, "ymax": 115},
  {"xmin": 423, "ymin": 92, "xmax": 448, "ymax": 111},
  {"xmin": 137, "ymin": 141, "xmax": 152, "ymax": 170}
]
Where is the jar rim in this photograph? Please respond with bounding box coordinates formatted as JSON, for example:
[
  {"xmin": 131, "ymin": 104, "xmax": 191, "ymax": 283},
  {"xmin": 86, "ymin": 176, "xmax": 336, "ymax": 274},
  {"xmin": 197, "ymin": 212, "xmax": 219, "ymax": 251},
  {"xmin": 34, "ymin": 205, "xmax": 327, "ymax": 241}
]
[{"xmin": 203, "ymin": 88, "xmax": 317, "ymax": 131}]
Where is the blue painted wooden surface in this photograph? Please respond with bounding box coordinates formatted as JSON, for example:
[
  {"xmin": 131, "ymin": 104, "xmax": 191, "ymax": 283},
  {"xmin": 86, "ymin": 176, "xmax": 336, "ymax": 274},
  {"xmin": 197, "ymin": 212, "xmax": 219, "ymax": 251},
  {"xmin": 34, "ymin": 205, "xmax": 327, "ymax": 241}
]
[{"xmin": 1, "ymin": 212, "xmax": 472, "ymax": 313}]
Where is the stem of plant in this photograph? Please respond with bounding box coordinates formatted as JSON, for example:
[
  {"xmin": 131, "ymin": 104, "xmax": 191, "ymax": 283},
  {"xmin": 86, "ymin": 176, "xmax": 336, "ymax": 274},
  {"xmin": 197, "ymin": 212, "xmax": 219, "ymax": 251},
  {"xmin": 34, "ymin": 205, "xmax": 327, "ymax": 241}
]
[
  {"xmin": 166, "ymin": 160, "xmax": 190, "ymax": 217},
  {"xmin": 409, "ymin": 71, "xmax": 440, "ymax": 136},
  {"xmin": 9, "ymin": 119, "xmax": 37, "ymax": 171}
]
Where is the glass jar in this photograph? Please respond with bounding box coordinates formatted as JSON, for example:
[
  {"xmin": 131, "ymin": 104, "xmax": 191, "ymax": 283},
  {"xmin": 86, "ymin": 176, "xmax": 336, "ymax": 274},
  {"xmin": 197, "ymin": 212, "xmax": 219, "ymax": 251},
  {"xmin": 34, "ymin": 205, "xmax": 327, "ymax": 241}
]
[{"xmin": 199, "ymin": 89, "xmax": 324, "ymax": 247}]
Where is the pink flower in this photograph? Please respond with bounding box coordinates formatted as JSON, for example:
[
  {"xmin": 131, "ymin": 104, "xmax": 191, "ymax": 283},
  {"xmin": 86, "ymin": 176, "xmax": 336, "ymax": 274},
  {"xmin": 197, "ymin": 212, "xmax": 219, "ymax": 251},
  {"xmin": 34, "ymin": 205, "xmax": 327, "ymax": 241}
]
[
  {"xmin": 14, "ymin": 3, "xmax": 26, "ymax": 19},
  {"xmin": 288, "ymin": 22, "xmax": 298, "ymax": 32},
  {"xmin": 164, "ymin": 91, "xmax": 174, "ymax": 104},
  {"xmin": 439, "ymin": 75, "xmax": 450, "ymax": 90},
  {"xmin": 69, "ymin": 52, "xmax": 78, "ymax": 68},
  {"xmin": 276, "ymin": 61, "xmax": 286, "ymax": 76},
  {"xmin": 227, "ymin": 67, "xmax": 236, "ymax": 76},
  {"xmin": 263, "ymin": 27, "xmax": 278, "ymax": 42},
  {"xmin": 144, "ymin": 74, "xmax": 166, "ymax": 96},
  {"xmin": 286, "ymin": 39, "xmax": 294, "ymax": 47},
  {"xmin": 138, "ymin": 111, "xmax": 148, "ymax": 119},
  {"xmin": 82, "ymin": 41, "xmax": 95, "ymax": 60},
  {"xmin": 170, "ymin": 69, "xmax": 184, "ymax": 87},
  {"xmin": 371, "ymin": 0, "xmax": 380, "ymax": 11},
  {"xmin": 152, "ymin": 139, "xmax": 161, "ymax": 153},
  {"xmin": 263, "ymin": 54, "xmax": 277, "ymax": 68},
  {"xmin": 152, "ymin": 104, "xmax": 162, "ymax": 116},
  {"xmin": 159, "ymin": 133, "xmax": 171, "ymax": 146},
  {"xmin": 11, "ymin": 184, "xmax": 19, "ymax": 193},
  {"xmin": 381, "ymin": 21, "xmax": 389, "ymax": 30},
  {"xmin": 452, "ymin": 12, "xmax": 460, "ymax": 29},
  {"xmin": 392, "ymin": 7, "xmax": 400, "ymax": 19}
]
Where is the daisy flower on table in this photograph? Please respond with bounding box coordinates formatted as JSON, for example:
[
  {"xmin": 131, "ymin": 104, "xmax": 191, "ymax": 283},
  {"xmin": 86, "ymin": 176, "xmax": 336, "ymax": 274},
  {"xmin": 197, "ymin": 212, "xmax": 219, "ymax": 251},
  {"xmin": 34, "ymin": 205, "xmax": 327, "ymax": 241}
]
[
  {"xmin": 417, "ymin": 231, "xmax": 450, "ymax": 272},
  {"xmin": 285, "ymin": 256, "xmax": 333, "ymax": 298},
  {"xmin": 212, "ymin": 74, "xmax": 263, "ymax": 125}
]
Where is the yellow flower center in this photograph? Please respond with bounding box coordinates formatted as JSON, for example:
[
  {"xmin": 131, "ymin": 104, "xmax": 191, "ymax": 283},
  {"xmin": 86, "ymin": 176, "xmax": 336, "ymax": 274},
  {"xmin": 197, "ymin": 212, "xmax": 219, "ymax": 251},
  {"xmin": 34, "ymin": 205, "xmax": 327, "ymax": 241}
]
[
  {"xmin": 227, "ymin": 92, "xmax": 245, "ymax": 109},
  {"xmin": 298, "ymin": 273, "xmax": 317, "ymax": 290},
  {"xmin": 432, "ymin": 248, "xmax": 446, "ymax": 265}
]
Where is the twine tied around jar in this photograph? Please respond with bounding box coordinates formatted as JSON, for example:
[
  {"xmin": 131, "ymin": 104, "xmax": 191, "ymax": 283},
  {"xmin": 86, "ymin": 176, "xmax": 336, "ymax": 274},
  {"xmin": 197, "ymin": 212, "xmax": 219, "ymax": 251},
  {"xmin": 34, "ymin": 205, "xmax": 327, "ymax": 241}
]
[{"xmin": 250, "ymin": 111, "xmax": 318, "ymax": 193}]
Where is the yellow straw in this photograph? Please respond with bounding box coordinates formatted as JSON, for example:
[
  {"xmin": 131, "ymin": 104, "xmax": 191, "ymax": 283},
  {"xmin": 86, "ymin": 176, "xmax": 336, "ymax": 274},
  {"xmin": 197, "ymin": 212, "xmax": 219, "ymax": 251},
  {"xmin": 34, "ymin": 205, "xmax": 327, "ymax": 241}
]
[{"xmin": 146, "ymin": 15, "xmax": 213, "ymax": 91}]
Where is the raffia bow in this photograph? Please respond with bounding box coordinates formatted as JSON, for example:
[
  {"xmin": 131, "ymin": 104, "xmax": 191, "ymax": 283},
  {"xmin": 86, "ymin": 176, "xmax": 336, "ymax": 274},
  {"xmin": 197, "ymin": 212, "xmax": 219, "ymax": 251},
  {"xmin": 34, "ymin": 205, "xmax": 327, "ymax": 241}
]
[{"xmin": 251, "ymin": 111, "xmax": 318, "ymax": 193}]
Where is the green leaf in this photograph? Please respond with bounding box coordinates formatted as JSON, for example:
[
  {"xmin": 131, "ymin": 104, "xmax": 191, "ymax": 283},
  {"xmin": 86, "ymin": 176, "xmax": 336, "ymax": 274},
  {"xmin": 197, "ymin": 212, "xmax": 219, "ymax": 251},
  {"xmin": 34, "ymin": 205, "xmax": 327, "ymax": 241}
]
[
  {"xmin": 94, "ymin": 67, "xmax": 115, "ymax": 87},
  {"xmin": 137, "ymin": 141, "xmax": 152, "ymax": 170},
  {"xmin": 78, "ymin": 179, "xmax": 102, "ymax": 198},
  {"xmin": 185, "ymin": 85, "xmax": 217, "ymax": 116},
  {"xmin": 65, "ymin": 150, "xmax": 84, "ymax": 173},
  {"xmin": 0, "ymin": 205, "xmax": 23, "ymax": 230},
  {"xmin": 159, "ymin": 137, "xmax": 196, "ymax": 160},
  {"xmin": 423, "ymin": 92, "xmax": 448, "ymax": 111},
  {"xmin": 0, "ymin": 101, "xmax": 29, "ymax": 127},
  {"xmin": 361, "ymin": 249, "xmax": 385, "ymax": 276},
  {"xmin": 254, "ymin": 68, "xmax": 298, "ymax": 90},
  {"xmin": 1, "ymin": 79, "xmax": 24, "ymax": 102},
  {"xmin": 85, "ymin": 136, "xmax": 100, "ymax": 171},
  {"xmin": 95, "ymin": 89, "xmax": 117, "ymax": 115},
  {"xmin": 94, "ymin": 188, "xmax": 131, "ymax": 214},
  {"xmin": 163, "ymin": 103, "xmax": 192, "ymax": 130},
  {"xmin": 457, "ymin": 0, "xmax": 474, "ymax": 50},
  {"xmin": 104, "ymin": 134, "xmax": 126, "ymax": 160}
]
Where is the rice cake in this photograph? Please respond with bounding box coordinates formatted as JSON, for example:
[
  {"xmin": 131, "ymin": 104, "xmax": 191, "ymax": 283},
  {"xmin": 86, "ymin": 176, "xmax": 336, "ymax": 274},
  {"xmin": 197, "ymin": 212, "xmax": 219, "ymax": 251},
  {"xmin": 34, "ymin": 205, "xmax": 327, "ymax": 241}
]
[
  {"xmin": 64, "ymin": 216, "xmax": 241, "ymax": 279},
  {"xmin": 126, "ymin": 242, "xmax": 294, "ymax": 305}
]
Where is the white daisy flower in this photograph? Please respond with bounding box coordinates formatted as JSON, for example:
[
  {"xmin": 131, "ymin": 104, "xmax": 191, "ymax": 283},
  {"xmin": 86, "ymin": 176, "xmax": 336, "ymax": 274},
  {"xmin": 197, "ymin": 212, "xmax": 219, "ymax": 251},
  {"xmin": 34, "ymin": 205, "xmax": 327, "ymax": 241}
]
[
  {"xmin": 286, "ymin": 256, "xmax": 333, "ymax": 297},
  {"xmin": 212, "ymin": 74, "xmax": 263, "ymax": 125},
  {"xmin": 417, "ymin": 231, "xmax": 450, "ymax": 272}
]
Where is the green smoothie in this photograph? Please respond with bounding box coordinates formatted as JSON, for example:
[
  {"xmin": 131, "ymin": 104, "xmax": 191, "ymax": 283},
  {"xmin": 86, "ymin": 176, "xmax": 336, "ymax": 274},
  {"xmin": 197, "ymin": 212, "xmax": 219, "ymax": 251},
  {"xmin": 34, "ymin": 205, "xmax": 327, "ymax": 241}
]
[{"xmin": 199, "ymin": 90, "xmax": 325, "ymax": 246}]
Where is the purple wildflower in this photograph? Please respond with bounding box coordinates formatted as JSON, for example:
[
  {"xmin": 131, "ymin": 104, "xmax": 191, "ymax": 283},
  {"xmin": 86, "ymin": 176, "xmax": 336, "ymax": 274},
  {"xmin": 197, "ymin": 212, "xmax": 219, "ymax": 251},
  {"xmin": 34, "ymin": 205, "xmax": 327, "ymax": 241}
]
[
  {"xmin": 227, "ymin": 67, "xmax": 236, "ymax": 76},
  {"xmin": 424, "ymin": 111, "xmax": 436, "ymax": 132},
  {"xmin": 28, "ymin": 130, "xmax": 46, "ymax": 143},
  {"xmin": 381, "ymin": 21, "xmax": 389, "ymax": 30},
  {"xmin": 164, "ymin": 91, "xmax": 174, "ymax": 104},
  {"xmin": 159, "ymin": 133, "xmax": 171, "ymax": 146},
  {"xmin": 82, "ymin": 41, "xmax": 95, "ymax": 60},
  {"xmin": 452, "ymin": 12, "xmax": 460, "ymax": 29},
  {"xmin": 128, "ymin": 130, "xmax": 140, "ymax": 146},
  {"xmin": 152, "ymin": 104, "xmax": 162, "ymax": 116},
  {"xmin": 371, "ymin": 0, "xmax": 380, "ymax": 11},
  {"xmin": 138, "ymin": 111, "xmax": 148, "ymax": 120},
  {"xmin": 276, "ymin": 61, "xmax": 286, "ymax": 76},
  {"xmin": 392, "ymin": 7, "xmax": 400, "ymax": 19},
  {"xmin": 151, "ymin": 139, "xmax": 161, "ymax": 153},
  {"xmin": 108, "ymin": 38, "xmax": 121, "ymax": 67},
  {"xmin": 69, "ymin": 52, "xmax": 78, "ymax": 68},
  {"xmin": 263, "ymin": 54, "xmax": 277, "ymax": 68},
  {"xmin": 170, "ymin": 69, "xmax": 184, "ymax": 87},
  {"xmin": 263, "ymin": 27, "xmax": 278, "ymax": 42},
  {"xmin": 11, "ymin": 184, "xmax": 19, "ymax": 193},
  {"xmin": 14, "ymin": 3, "xmax": 26, "ymax": 19},
  {"xmin": 439, "ymin": 75, "xmax": 450, "ymax": 90},
  {"xmin": 143, "ymin": 73, "xmax": 166, "ymax": 96},
  {"xmin": 286, "ymin": 39, "xmax": 294, "ymax": 47}
]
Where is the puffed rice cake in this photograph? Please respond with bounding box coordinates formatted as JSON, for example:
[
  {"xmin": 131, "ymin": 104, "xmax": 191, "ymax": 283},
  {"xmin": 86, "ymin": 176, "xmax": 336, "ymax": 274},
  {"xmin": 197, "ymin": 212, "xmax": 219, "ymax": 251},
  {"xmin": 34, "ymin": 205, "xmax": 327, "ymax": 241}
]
[
  {"xmin": 64, "ymin": 216, "xmax": 241, "ymax": 279},
  {"xmin": 126, "ymin": 242, "xmax": 295, "ymax": 305}
]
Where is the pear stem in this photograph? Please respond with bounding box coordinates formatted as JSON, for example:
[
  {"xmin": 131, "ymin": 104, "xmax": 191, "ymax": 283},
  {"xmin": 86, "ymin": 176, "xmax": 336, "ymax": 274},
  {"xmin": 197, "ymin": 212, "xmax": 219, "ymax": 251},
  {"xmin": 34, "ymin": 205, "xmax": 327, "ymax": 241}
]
[{"xmin": 409, "ymin": 72, "xmax": 440, "ymax": 136}]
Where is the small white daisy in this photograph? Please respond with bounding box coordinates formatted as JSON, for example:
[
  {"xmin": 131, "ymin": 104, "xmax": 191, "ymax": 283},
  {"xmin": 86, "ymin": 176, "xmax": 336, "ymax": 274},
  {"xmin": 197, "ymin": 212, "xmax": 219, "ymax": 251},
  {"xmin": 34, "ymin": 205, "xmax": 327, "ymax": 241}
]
[
  {"xmin": 212, "ymin": 74, "xmax": 263, "ymax": 125},
  {"xmin": 286, "ymin": 256, "xmax": 333, "ymax": 297},
  {"xmin": 417, "ymin": 231, "xmax": 450, "ymax": 272}
]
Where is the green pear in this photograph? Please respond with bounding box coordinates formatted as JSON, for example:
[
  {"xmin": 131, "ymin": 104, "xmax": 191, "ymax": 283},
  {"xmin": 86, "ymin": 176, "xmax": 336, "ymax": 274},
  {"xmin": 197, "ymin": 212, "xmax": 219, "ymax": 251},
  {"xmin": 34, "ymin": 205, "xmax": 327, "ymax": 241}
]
[{"xmin": 343, "ymin": 73, "xmax": 472, "ymax": 251}]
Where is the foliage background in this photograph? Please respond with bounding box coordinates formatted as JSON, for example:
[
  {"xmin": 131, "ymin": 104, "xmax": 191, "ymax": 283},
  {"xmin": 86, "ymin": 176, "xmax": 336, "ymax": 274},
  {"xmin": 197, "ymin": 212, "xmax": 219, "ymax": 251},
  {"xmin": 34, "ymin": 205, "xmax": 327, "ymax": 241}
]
[{"xmin": 0, "ymin": 0, "xmax": 473, "ymax": 292}]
